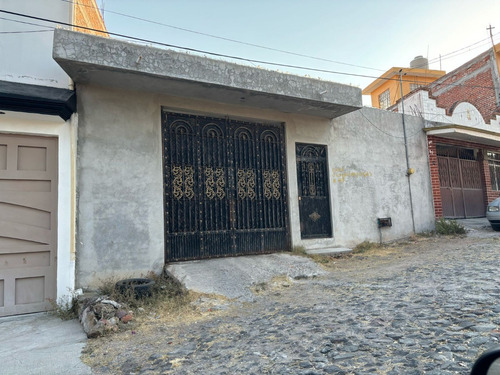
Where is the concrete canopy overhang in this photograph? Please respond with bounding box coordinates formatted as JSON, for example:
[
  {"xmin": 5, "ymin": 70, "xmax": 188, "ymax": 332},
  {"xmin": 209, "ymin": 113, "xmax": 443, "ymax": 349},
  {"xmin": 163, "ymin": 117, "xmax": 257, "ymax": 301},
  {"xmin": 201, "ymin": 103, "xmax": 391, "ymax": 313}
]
[
  {"xmin": 424, "ymin": 125, "xmax": 500, "ymax": 147},
  {"xmin": 52, "ymin": 29, "xmax": 362, "ymax": 119}
]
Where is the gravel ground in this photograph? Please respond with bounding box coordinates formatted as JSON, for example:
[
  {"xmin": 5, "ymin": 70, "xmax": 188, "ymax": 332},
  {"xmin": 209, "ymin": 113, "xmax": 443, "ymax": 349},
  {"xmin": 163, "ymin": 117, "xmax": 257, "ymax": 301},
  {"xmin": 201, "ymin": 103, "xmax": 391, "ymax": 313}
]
[{"xmin": 85, "ymin": 227, "xmax": 500, "ymax": 375}]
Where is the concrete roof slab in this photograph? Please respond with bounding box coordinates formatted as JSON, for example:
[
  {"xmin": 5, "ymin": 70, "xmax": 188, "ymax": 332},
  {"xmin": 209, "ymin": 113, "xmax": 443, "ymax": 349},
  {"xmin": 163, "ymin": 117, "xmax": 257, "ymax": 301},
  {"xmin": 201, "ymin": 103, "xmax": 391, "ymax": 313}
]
[
  {"xmin": 425, "ymin": 125, "xmax": 500, "ymax": 147},
  {"xmin": 53, "ymin": 29, "xmax": 361, "ymax": 119}
]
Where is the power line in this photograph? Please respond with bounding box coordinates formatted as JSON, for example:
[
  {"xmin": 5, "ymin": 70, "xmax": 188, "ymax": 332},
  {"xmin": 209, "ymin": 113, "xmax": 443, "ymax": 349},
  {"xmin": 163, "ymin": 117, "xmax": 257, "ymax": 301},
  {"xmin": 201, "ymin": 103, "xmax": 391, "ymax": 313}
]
[
  {"xmin": 1, "ymin": 9, "xmax": 499, "ymax": 92},
  {"xmin": 0, "ymin": 10, "xmax": 405, "ymax": 82},
  {"xmin": 0, "ymin": 29, "xmax": 52, "ymax": 34},
  {"xmin": 60, "ymin": 0, "xmax": 386, "ymax": 73},
  {"xmin": 390, "ymin": 29, "xmax": 499, "ymax": 72},
  {"xmin": 0, "ymin": 16, "xmax": 55, "ymax": 29},
  {"xmin": 359, "ymin": 108, "xmax": 423, "ymax": 140},
  {"xmin": 429, "ymin": 35, "xmax": 497, "ymax": 63},
  {"xmin": 61, "ymin": 0, "xmax": 500, "ymax": 77}
]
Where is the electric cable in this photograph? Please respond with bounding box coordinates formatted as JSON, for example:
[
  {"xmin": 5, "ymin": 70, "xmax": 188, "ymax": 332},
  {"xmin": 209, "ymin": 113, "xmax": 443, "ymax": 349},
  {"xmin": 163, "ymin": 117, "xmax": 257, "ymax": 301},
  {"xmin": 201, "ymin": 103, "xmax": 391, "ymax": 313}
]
[
  {"xmin": 1, "ymin": 9, "xmax": 499, "ymax": 93},
  {"xmin": 0, "ymin": 16, "xmax": 55, "ymax": 29},
  {"xmin": 0, "ymin": 29, "xmax": 53, "ymax": 34},
  {"xmin": 359, "ymin": 108, "xmax": 424, "ymax": 140},
  {"xmin": 61, "ymin": 0, "xmax": 386, "ymax": 72}
]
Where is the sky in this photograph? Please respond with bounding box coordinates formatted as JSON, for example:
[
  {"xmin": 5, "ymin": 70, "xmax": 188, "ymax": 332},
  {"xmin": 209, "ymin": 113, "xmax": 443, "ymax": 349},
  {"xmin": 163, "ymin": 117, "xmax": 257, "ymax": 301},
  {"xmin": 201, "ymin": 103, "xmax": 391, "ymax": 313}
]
[{"xmin": 96, "ymin": 0, "xmax": 499, "ymax": 105}]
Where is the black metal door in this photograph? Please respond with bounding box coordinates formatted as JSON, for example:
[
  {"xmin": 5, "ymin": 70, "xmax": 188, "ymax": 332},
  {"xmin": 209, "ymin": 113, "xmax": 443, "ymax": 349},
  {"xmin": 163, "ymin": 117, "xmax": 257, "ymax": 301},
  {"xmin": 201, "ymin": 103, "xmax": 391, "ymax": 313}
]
[
  {"xmin": 162, "ymin": 111, "xmax": 289, "ymax": 261},
  {"xmin": 296, "ymin": 143, "xmax": 332, "ymax": 239}
]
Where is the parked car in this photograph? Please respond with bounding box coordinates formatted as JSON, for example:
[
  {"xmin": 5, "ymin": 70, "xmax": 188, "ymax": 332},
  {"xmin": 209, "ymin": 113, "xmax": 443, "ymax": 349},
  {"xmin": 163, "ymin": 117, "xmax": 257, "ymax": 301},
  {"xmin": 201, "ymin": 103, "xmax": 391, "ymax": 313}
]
[{"xmin": 486, "ymin": 197, "xmax": 500, "ymax": 231}]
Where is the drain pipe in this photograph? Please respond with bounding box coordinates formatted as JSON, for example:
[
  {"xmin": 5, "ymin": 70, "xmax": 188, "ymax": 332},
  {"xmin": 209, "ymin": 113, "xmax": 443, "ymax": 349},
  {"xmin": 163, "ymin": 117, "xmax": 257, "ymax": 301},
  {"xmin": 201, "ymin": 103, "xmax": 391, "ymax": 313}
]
[{"xmin": 399, "ymin": 70, "xmax": 416, "ymax": 233}]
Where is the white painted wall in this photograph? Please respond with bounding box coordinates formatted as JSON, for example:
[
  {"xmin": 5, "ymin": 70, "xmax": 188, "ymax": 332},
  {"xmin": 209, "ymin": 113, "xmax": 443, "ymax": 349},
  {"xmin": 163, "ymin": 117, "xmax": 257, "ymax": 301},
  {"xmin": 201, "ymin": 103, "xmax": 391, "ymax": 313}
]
[
  {"xmin": 0, "ymin": 0, "xmax": 72, "ymax": 89},
  {"xmin": 0, "ymin": 112, "xmax": 76, "ymax": 301},
  {"xmin": 75, "ymin": 85, "xmax": 435, "ymax": 287},
  {"xmin": 398, "ymin": 90, "xmax": 500, "ymax": 131}
]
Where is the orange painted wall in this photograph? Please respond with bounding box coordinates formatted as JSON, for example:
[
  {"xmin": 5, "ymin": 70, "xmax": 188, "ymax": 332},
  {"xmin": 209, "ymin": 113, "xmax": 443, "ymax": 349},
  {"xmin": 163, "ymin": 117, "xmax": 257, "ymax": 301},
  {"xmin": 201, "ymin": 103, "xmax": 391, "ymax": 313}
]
[{"xmin": 370, "ymin": 75, "xmax": 440, "ymax": 109}]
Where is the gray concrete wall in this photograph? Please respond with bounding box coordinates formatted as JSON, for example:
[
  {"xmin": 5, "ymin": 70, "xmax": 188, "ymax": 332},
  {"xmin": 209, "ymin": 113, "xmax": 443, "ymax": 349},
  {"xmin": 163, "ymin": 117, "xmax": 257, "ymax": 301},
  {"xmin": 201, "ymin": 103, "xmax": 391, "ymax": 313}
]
[
  {"xmin": 285, "ymin": 107, "xmax": 434, "ymax": 249},
  {"xmin": 76, "ymin": 84, "xmax": 435, "ymax": 288},
  {"xmin": 331, "ymin": 108, "xmax": 433, "ymax": 246},
  {"xmin": 76, "ymin": 85, "xmax": 165, "ymax": 288}
]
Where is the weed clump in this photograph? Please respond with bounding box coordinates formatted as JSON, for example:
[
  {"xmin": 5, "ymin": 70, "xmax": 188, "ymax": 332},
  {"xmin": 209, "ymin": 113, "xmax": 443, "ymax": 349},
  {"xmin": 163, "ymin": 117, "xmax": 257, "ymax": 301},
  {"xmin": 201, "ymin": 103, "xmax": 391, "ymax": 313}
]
[
  {"xmin": 352, "ymin": 241, "xmax": 378, "ymax": 254},
  {"xmin": 435, "ymin": 218, "xmax": 466, "ymax": 235},
  {"xmin": 49, "ymin": 291, "xmax": 79, "ymax": 320},
  {"xmin": 291, "ymin": 246, "xmax": 306, "ymax": 256}
]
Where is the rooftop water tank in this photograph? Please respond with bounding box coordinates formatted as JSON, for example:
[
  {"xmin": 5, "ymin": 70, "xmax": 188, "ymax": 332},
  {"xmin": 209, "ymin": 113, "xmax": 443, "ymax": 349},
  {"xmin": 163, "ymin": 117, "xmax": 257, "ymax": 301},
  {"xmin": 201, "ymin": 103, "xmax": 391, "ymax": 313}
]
[{"xmin": 410, "ymin": 55, "xmax": 429, "ymax": 69}]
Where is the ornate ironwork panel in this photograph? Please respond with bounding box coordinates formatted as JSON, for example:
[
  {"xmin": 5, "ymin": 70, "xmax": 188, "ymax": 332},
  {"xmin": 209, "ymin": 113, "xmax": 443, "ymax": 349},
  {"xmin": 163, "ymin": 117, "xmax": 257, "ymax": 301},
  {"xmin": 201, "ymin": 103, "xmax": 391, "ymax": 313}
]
[
  {"xmin": 162, "ymin": 111, "xmax": 289, "ymax": 261},
  {"xmin": 296, "ymin": 143, "xmax": 332, "ymax": 239},
  {"xmin": 437, "ymin": 146, "xmax": 484, "ymax": 219}
]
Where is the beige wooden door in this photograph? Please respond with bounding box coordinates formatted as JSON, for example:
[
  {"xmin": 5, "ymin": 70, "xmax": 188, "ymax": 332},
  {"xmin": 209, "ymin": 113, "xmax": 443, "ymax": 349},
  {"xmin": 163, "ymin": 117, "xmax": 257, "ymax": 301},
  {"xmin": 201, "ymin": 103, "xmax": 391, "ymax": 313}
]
[{"xmin": 0, "ymin": 134, "xmax": 58, "ymax": 317}]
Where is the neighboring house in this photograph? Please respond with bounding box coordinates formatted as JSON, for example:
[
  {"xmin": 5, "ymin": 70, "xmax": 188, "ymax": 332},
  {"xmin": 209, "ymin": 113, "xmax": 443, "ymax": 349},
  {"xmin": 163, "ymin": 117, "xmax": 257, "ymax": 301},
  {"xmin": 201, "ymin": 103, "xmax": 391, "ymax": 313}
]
[
  {"xmin": 391, "ymin": 43, "xmax": 500, "ymax": 219},
  {"xmin": 52, "ymin": 30, "xmax": 435, "ymax": 291},
  {"xmin": 0, "ymin": 0, "xmax": 106, "ymax": 317},
  {"xmin": 362, "ymin": 56, "xmax": 445, "ymax": 109}
]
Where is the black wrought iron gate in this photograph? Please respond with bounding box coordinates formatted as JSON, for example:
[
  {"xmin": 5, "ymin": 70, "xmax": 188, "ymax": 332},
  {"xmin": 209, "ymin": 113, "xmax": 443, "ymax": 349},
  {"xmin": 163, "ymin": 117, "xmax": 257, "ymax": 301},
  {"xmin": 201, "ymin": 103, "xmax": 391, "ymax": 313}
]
[
  {"xmin": 296, "ymin": 143, "xmax": 332, "ymax": 239},
  {"xmin": 162, "ymin": 111, "xmax": 289, "ymax": 262}
]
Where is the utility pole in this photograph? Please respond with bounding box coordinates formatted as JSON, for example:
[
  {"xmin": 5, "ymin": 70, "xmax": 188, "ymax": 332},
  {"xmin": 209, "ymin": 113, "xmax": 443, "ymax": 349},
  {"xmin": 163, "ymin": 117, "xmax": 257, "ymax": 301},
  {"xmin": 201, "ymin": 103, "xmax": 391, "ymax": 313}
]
[
  {"xmin": 487, "ymin": 24, "xmax": 495, "ymax": 44},
  {"xmin": 399, "ymin": 69, "xmax": 416, "ymax": 233},
  {"xmin": 487, "ymin": 25, "xmax": 498, "ymax": 66}
]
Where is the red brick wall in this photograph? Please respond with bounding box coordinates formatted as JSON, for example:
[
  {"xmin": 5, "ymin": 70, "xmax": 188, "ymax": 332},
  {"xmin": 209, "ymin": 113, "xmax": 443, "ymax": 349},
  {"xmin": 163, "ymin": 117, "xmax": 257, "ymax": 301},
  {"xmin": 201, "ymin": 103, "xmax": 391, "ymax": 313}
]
[
  {"xmin": 427, "ymin": 135, "xmax": 500, "ymax": 218},
  {"xmin": 428, "ymin": 53, "xmax": 499, "ymax": 123},
  {"xmin": 427, "ymin": 136, "xmax": 442, "ymax": 218}
]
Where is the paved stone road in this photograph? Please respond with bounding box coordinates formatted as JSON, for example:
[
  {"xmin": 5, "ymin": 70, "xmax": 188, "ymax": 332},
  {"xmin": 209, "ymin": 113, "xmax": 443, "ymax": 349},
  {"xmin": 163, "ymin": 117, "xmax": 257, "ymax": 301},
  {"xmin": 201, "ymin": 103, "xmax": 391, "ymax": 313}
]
[{"xmin": 89, "ymin": 234, "xmax": 500, "ymax": 375}]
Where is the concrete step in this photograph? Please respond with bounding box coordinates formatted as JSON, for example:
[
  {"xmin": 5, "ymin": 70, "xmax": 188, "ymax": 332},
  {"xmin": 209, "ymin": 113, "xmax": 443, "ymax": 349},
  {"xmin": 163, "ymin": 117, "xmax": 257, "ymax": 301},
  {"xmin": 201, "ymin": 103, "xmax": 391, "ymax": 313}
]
[{"xmin": 306, "ymin": 247, "xmax": 352, "ymax": 255}]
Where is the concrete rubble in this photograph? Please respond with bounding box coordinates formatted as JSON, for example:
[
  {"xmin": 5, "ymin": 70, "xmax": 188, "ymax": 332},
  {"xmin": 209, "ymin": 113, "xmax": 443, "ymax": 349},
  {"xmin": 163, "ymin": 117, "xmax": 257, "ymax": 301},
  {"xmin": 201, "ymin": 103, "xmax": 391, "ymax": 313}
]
[{"xmin": 78, "ymin": 296, "xmax": 133, "ymax": 338}]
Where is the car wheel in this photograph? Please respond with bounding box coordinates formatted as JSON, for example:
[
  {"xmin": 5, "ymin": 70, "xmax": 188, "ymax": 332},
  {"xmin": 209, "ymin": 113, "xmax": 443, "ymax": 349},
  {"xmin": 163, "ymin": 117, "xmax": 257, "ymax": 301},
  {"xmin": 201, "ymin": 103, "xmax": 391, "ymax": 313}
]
[
  {"xmin": 115, "ymin": 278, "xmax": 155, "ymax": 298},
  {"xmin": 491, "ymin": 224, "xmax": 500, "ymax": 231}
]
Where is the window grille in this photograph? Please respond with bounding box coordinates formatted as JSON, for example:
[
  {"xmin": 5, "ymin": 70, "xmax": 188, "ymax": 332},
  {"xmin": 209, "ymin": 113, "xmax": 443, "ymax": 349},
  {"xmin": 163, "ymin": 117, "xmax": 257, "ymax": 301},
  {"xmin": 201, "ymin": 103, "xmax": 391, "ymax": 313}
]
[
  {"xmin": 488, "ymin": 151, "xmax": 500, "ymax": 191},
  {"xmin": 378, "ymin": 89, "xmax": 391, "ymax": 110},
  {"xmin": 410, "ymin": 83, "xmax": 424, "ymax": 91}
]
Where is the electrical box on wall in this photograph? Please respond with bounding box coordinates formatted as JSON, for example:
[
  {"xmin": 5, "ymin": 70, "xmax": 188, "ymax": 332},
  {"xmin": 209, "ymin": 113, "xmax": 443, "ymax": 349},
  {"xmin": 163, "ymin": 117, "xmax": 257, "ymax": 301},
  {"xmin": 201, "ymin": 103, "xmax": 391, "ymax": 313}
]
[{"xmin": 377, "ymin": 217, "xmax": 392, "ymax": 228}]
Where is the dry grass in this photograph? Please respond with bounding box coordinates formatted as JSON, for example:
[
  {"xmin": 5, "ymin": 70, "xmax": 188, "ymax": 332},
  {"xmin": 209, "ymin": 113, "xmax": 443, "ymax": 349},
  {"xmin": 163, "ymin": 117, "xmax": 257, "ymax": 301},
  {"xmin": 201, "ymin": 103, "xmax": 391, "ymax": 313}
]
[{"xmin": 93, "ymin": 270, "xmax": 186, "ymax": 311}]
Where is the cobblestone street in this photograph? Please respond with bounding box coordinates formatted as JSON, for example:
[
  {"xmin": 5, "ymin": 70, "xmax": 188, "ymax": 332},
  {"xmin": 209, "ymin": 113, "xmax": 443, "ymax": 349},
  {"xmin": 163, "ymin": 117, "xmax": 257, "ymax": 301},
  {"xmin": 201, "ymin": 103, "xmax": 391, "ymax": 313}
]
[{"xmin": 87, "ymin": 231, "xmax": 500, "ymax": 374}]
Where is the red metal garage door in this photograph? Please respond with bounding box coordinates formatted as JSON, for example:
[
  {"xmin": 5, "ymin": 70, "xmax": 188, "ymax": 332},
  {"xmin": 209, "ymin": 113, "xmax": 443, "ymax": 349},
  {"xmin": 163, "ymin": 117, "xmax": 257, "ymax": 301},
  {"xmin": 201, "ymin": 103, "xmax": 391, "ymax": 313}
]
[
  {"xmin": 0, "ymin": 134, "xmax": 58, "ymax": 317},
  {"xmin": 437, "ymin": 146, "xmax": 484, "ymax": 218}
]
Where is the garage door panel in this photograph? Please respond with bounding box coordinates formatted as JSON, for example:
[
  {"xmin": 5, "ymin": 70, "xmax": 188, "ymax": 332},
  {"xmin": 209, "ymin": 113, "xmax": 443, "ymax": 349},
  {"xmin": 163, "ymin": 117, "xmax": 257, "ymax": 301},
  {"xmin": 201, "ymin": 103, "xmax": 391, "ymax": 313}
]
[
  {"xmin": 0, "ymin": 202, "xmax": 51, "ymax": 229},
  {"xmin": 0, "ymin": 134, "xmax": 57, "ymax": 317},
  {"xmin": 0, "ymin": 179, "xmax": 51, "ymax": 192},
  {"xmin": 0, "ymin": 251, "xmax": 51, "ymax": 269},
  {"xmin": 17, "ymin": 146, "xmax": 48, "ymax": 172},
  {"xmin": 0, "ymin": 144, "xmax": 6, "ymax": 170},
  {"xmin": 0, "ymin": 301, "xmax": 50, "ymax": 316},
  {"xmin": 0, "ymin": 191, "xmax": 52, "ymax": 211},
  {"xmin": 0, "ymin": 170, "xmax": 55, "ymax": 181},
  {"xmin": 0, "ymin": 237, "xmax": 50, "ymax": 252},
  {"xmin": 0, "ymin": 221, "xmax": 51, "ymax": 244},
  {"xmin": 15, "ymin": 276, "xmax": 45, "ymax": 304},
  {"xmin": 0, "ymin": 279, "xmax": 4, "ymax": 307},
  {"xmin": 451, "ymin": 189, "xmax": 465, "ymax": 218},
  {"xmin": 463, "ymin": 189, "xmax": 486, "ymax": 217}
]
